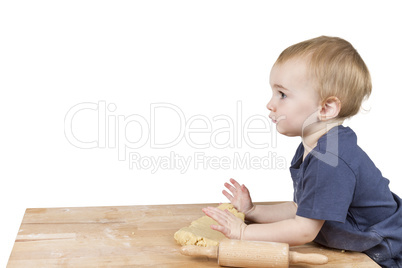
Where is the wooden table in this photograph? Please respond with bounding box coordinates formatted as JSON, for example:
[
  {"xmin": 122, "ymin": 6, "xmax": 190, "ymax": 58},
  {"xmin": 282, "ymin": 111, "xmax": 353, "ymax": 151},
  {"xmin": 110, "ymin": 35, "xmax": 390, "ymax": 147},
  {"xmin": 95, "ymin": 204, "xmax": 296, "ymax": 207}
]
[{"xmin": 7, "ymin": 203, "xmax": 379, "ymax": 267}]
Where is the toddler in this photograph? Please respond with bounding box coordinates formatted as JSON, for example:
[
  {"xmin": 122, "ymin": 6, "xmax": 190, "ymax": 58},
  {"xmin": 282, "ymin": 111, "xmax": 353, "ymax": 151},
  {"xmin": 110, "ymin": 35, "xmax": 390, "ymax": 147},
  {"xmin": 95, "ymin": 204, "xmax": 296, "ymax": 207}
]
[{"xmin": 203, "ymin": 36, "xmax": 402, "ymax": 267}]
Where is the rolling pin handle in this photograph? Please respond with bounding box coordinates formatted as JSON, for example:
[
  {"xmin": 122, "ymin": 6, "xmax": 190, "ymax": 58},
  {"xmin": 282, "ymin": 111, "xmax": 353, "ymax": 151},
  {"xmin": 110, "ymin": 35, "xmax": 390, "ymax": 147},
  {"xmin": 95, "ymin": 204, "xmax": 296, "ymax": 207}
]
[
  {"xmin": 289, "ymin": 251, "xmax": 329, "ymax": 265},
  {"xmin": 180, "ymin": 245, "xmax": 218, "ymax": 259}
]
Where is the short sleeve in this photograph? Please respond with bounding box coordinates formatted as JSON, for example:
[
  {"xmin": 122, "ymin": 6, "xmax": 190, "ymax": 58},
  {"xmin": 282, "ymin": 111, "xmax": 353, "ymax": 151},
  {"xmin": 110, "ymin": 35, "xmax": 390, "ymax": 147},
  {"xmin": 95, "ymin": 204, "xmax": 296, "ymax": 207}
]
[{"xmin": 295, "ymin": 153, "xmax": 356, "ymax": 223}]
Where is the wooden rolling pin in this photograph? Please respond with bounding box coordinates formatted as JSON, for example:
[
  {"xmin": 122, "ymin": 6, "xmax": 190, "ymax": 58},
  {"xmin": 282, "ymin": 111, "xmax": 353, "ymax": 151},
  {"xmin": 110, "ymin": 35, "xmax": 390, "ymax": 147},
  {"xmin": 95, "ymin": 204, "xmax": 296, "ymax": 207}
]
[{"xmin": 180, "ymin": 239, "xmax": 328, "ymax": 267}]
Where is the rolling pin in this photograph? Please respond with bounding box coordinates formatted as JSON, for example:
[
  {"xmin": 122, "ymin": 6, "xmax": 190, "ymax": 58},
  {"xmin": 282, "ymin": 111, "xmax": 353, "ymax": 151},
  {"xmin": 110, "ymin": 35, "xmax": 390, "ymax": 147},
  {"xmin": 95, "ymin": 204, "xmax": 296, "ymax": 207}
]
[{"xmin": 180, "ymin": 239, "xmax": 328, "ymax": 268}]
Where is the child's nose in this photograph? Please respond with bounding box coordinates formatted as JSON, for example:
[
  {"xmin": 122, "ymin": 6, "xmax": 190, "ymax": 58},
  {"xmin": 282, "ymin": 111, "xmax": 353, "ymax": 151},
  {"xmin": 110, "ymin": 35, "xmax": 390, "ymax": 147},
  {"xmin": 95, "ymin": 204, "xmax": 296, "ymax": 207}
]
[{"xmin": 266, "ymin": 99, "xmax": 275, "ymax": 112}]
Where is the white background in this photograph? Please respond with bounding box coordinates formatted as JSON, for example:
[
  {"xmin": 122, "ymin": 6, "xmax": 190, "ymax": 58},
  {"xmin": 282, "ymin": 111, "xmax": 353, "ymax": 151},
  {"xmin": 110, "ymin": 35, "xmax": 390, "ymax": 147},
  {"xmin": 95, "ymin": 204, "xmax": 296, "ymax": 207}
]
[{"xmin": 1, "ymin": 1, "xmax": 401, "ymax": 266}]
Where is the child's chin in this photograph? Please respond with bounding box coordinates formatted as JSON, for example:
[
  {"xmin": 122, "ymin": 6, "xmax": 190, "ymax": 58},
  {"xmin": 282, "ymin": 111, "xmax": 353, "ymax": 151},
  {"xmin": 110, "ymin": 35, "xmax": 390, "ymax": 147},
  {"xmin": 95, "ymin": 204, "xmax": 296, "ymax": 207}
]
[
  {"xmin": 276, "ymin": 125, "xmax": 288, "ymax": 135},
  {"xmin": 276, "ymin": 125, "xmax": 298, "ymax": 137}
]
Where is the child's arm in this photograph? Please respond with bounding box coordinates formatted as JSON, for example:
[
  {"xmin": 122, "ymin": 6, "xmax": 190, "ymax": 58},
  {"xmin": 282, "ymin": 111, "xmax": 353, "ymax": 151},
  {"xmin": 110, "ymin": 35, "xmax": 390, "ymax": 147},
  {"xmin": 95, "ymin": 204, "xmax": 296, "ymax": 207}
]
[
  {"xmin": 223, "ymin": 179, "xmax": 297, "ymax": 223},
  {"xmin": 246, "ymin": 202, "xmax": 298, "ymax": 223},
  {"xmin": 243, "ymin": 216, "xmax": 324, "ymax": 246},
  {"xmin": 202, "ymin": 206, "xmax": 324, "ymax": 246}
]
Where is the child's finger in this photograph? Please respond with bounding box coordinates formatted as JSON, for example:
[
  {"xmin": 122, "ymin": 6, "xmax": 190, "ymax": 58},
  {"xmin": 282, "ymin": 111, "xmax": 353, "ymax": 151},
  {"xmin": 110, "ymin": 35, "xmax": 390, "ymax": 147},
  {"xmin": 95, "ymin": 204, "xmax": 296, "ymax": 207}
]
[
  {"xmin": 224, "ymin": 182, "xmax": 236, "ymax": 195},
  {"xmin": 210, "ymin": 224, "xmax": 229, "ymax": 237},
  {"xmin": 224, "ymin": 209, "xmax": 237, "ymax": 218},
  {"xmin": 241, "ymin": 184, "xmax": 250, "ymax": 195},
  {"xmin": 203, "ymin": 207, "xmax": 226, "ymax": 223},
  {"xmin": 222, "ymin": 190, "xmax": 233, "ymax": 202},
  {"xmin": 230, "ymin": 178, "xmax": 242, "ymax": 190}
]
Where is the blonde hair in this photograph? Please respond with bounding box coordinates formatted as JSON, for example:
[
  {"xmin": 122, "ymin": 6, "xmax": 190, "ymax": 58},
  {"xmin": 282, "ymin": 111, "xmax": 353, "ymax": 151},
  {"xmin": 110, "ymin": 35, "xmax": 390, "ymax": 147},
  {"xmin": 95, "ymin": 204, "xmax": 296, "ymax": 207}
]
[{"xmin": 275, "ymin": 36, "xmax": 372, "ymax": 119}]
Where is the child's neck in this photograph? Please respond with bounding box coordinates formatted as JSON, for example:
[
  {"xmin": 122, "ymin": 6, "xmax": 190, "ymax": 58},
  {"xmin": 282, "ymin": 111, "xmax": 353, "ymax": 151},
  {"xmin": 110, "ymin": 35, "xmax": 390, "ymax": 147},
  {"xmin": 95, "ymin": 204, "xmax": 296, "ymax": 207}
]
[{"xmin": 301, "ymin": 119, "xmax": 344, "ymax": 160}]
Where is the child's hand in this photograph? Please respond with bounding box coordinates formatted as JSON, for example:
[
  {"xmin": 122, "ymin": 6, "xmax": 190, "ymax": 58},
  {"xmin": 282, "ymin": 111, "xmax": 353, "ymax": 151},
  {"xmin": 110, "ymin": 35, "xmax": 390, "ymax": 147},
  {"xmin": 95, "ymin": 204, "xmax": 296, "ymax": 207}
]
[
  {"xmin": 223, "ymin": 178, "xmax": 255, "ymax": 215},
  {"xmin": 202, "ymin": 207, "xmax": 247, "ymax": 240}
]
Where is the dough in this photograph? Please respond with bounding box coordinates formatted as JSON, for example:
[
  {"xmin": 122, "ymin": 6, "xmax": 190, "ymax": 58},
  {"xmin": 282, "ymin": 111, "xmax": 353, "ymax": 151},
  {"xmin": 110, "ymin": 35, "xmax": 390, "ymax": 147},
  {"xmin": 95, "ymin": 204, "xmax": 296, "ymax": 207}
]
[{"xmin": 174, "ymin": 203, "xmax": 245, "ymax": 247}]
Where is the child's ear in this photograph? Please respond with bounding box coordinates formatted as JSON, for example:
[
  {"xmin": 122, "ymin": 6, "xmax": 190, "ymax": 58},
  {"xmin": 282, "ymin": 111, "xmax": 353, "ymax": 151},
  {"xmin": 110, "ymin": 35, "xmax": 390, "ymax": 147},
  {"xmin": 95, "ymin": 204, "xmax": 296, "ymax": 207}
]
[{"xmin": 319, "ymin": 96, "xmax": 341, "ymax": 121}]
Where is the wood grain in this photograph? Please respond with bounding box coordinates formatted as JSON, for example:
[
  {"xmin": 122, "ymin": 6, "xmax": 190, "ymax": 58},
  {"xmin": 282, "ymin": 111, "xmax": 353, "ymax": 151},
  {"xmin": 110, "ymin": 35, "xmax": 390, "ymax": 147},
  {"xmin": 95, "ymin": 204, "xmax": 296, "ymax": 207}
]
[{"xmin": 7, "ymin": 203, "xmax": 379, "ymax": 267}]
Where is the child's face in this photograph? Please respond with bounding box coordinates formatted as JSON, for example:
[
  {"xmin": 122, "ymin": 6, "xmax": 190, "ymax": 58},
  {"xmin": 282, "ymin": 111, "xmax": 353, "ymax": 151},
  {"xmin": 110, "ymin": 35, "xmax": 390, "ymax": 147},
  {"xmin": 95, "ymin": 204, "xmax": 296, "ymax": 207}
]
[{"xmin": 267, "ymin": 57, "xmax": 322, "ymax": 137}]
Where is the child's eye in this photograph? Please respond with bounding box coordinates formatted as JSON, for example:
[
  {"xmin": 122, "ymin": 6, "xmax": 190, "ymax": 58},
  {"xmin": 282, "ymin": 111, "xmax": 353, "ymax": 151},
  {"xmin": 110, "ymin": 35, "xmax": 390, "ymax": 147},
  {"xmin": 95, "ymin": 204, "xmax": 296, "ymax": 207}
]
[{"xmin": 279, "ymin": 91, "xmax": 287, "ymax": 99}]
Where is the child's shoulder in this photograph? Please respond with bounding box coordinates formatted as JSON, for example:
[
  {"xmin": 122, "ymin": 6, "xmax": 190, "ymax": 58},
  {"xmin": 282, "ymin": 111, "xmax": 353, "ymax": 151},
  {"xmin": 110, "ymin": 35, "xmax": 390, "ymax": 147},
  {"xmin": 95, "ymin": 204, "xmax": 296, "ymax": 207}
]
[
  {"xmin": 317, "ymin": 125, "xmax": 358, "ymax": 152},
  {"xmin": 317, "ymin": 125, "xmax": 377, "ymax": 173},
  {"xmin": 318, "ymin": 125, "xmax": 358, "ymax": 155},
  {"xmin": 312, "ymin": 125, "xmax": 364, "ymax": 168}
]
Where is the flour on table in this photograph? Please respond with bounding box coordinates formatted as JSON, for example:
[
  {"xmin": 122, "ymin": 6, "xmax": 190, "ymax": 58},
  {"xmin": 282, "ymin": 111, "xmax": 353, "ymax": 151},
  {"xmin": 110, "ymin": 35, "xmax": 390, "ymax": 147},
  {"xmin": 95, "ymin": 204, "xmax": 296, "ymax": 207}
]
[{"xmin": 174, "ymin": 203, "xmax": 245, "ymax": 247}]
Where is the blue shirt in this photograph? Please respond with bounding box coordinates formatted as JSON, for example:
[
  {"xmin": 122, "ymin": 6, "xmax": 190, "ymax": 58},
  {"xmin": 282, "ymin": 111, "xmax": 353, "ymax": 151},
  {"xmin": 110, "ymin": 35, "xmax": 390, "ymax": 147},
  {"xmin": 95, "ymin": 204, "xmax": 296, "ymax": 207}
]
[{"xmin": 290, "ymin": 126, "xmax": 402, "ymax": 266}]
